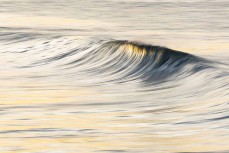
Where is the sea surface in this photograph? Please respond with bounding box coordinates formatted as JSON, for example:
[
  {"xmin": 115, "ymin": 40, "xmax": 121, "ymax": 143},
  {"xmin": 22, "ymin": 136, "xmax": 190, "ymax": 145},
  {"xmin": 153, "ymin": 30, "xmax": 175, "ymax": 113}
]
[{"xmin": 0, "ymin": 0, "xmax": 228, "ymax": 153}]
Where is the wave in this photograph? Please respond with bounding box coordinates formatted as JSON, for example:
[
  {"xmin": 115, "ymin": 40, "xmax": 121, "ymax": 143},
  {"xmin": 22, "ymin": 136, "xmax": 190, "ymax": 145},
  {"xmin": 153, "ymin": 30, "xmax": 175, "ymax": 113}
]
[
  {"xmin": 53, "ymin": 39, "xmax": 212, "ymax": 83},
  {"xmin": 0, "ymin": 34, "xmax": 225, "ymax": 85}
]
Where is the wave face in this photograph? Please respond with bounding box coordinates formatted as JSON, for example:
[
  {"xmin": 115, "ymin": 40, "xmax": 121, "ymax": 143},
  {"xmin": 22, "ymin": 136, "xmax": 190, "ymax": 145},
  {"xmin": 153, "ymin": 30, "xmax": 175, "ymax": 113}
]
[
  {"xmin": 1, "ymin": 33, "xmax": 212, "ymax": 84},
  {"xmin": 0, "ymin": 33, "xmax": 229, "ymax": 153},
  {"xmin": 84, "ymin": 40, "xmax": 207, "ymax": 83}
]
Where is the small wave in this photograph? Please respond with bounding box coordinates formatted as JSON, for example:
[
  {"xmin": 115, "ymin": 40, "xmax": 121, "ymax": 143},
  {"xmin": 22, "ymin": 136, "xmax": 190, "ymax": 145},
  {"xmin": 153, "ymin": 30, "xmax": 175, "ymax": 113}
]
[
  {"xmin": 59, "ymin": 40, "xmax": 212, "ymax": 83},
  {"xmin": 0, "ymin": 34, "xmax": 223, "ymax": 84}
]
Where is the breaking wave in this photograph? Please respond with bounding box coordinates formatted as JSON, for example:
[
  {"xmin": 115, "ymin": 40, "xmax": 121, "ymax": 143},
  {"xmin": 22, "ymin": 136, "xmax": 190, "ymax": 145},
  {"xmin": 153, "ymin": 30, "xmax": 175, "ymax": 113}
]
[{"xmin": 1, "ymin": 33, "xmax": 222, "ymax": 86}]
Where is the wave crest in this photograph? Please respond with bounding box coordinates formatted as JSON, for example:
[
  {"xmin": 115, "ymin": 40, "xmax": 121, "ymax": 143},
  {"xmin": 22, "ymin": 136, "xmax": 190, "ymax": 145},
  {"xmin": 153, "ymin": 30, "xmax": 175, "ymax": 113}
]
[
  {"xmin": 0, "ymin": 35, "xmax": 213, "ymax": 83},
  {"xmin": 63, "ymin": 40, "xmax": 209, "ymax": 83}
]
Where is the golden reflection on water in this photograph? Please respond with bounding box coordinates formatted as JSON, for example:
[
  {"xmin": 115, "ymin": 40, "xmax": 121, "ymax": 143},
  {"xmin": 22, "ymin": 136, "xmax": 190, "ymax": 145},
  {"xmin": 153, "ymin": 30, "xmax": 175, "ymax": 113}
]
[
  {"xmin": 1, "ymin": 101, "xmax": 229, "ymax": 153},
  {"xmin": 1, "ymin": 79, "xmax": 229, "ymax": 153}
]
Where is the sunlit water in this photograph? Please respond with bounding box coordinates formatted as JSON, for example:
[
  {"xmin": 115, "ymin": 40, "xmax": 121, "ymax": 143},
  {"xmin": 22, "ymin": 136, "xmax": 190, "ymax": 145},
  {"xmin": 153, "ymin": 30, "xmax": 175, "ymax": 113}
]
[{"xmin": 0, "ymin": 0, "xmax": 228, "ymax": 153}]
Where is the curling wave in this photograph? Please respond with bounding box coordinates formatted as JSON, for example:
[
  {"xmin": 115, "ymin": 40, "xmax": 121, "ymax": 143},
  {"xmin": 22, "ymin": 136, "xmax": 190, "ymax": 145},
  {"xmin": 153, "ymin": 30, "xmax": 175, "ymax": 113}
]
[
  {"xmin": 75, "ymin": 40, "xmax": 209, "ymax": 83},
  {"xmin": 0, "ymin": 34, "xmax": 225, "ymax": 85}
]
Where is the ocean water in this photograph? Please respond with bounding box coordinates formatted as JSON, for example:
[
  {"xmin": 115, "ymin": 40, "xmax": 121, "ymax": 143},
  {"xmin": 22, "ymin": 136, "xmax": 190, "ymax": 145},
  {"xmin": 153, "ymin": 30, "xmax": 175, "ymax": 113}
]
[{"xmin": 0, "ymin": 0, "xmax": 228, "ymax": 153}]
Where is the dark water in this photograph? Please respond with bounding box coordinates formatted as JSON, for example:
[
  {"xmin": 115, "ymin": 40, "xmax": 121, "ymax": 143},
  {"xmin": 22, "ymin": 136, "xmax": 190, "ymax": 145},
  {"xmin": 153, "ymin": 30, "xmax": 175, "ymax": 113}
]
[{"xmin": 0, "ymin": 0, "xmax": 228, "ymax": 153}]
